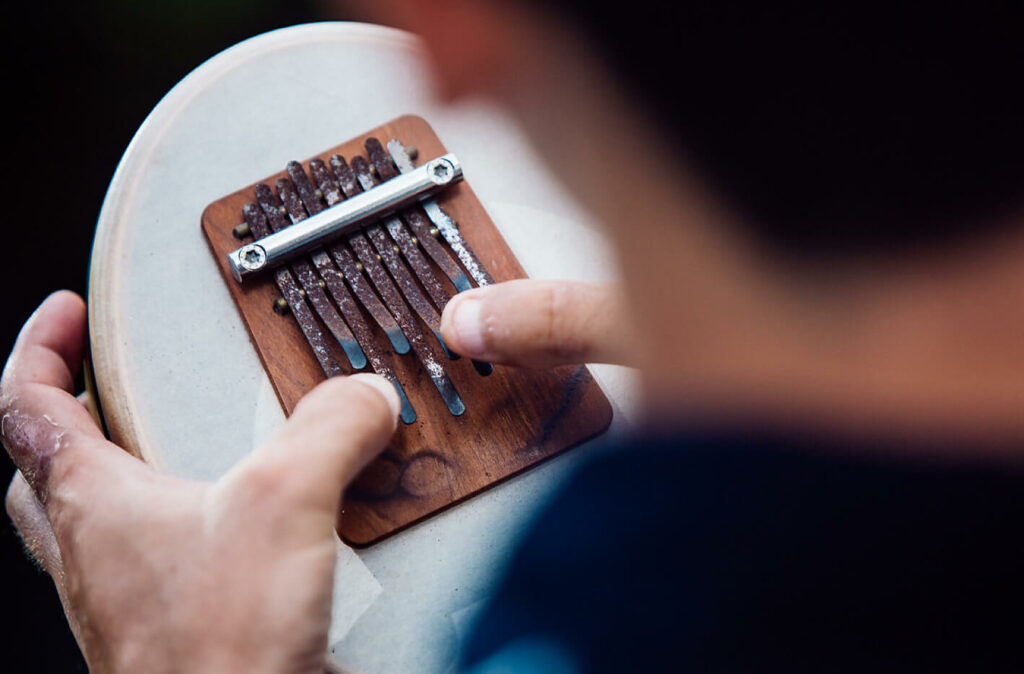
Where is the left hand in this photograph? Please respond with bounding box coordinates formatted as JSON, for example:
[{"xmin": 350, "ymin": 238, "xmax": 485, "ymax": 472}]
[{"xmin": 3, "ymin": 291, "xmax": 399, "ymax": 674}]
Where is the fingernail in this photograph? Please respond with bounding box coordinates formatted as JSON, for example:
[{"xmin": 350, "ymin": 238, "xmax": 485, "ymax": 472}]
[
  {"xmin": 451, "ymin": 297, "xmax": 487, "ymax": 356},
  {"xmin": 349, "ymin": 373, "xmax": 401, "ymax": 421}
]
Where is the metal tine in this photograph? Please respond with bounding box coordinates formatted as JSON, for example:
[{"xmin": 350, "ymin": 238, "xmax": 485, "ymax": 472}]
[
  {"xmin": 371, "ymin": 140, "xmax": 493, "ymax": 377},
  {"xmin": 365, "ymin": 138, "xmax": 473, "ymax": 293},
  {"xmin": 280, "ymin": 164, "xmax": 416, "ymax": 423},
  {"xmin": 307, "ymin": 159, "xmax": 411, "ymax": 356},
  {"xmin": 253, "ymin": 184, "xmax": 367, "ymax": 370},
  {"xmin": 277, "ymin": 173, "xmax": 378, "ymax": 369},
  {"xmin": 360, "ymin": 139, "xmax": 455, "ymax": 309},
  {"xmin": 331, "ymin": 154, "xmax": 466, "ymax": 417},
  {"xmin": 348, "ymin": 156, "xmax": 458, "ymax": 361},
  {"xmin": 242, "ymin": 203, "xmax": 344, "ymax": 378},
  {"xmin": 278, "ymin": 169, "xmax": 389, "ymax": 356},
  {"xmin": 387, "ymin": 139, "xmax": 495, "ymax": 287}
]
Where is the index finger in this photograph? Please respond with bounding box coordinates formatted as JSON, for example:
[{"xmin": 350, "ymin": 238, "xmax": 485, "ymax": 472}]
[{"xmin": 1, "ymin": 291, "xmax": 110, "ymax": 499}]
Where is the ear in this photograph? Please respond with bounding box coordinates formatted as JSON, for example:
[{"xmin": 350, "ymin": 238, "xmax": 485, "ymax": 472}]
[{"xmin": 354, "ymin": 0, "xmax": 533, "ymax": 100}]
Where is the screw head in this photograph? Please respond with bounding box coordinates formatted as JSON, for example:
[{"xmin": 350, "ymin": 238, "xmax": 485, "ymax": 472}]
[
  {"xmin": 237, "ymin": 244, "xmax": 267, "ymax": 271},
  {"xmin": 426, "ymin": 158, "xmax": 456, "ymax": 185}
]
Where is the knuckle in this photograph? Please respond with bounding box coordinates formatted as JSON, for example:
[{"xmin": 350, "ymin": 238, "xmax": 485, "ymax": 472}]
[
  {"xmin": 47, "ymin": 440, "xmax": 86, "ymax": 491},
  {"xmin": 43, "ymin": 443, "xmax": 99, "ymax": 524},
  {"xmin": 235, "ymin": 455, "xmax": 288, "ymax": 502},
  {"xmin": 544, "ymin": 284, "xmax": 584, "ymax": 359},
  {"xmin": 475, "ymin": 292, "xmax": 516, "ymax": 354}
]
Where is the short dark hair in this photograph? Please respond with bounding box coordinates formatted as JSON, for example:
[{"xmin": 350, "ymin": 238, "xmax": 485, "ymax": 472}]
[{"xmin": 545, "ymin": 1, "xmax": 1024, "ymax": 255}]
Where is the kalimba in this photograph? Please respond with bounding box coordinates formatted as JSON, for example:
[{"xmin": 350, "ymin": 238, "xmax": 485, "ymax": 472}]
[
  {"xmin": 203, "ymin": 115, "xmax": 612, "ymax": 545},
  {"xmin": 88, "ymin": 23, "xmax": 631, "ymax": 673}
]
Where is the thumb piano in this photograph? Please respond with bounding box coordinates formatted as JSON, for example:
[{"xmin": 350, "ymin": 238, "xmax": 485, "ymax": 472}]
[{"xmin": 202, "ymin": 115, "xmax": 612, "ymax": 545}]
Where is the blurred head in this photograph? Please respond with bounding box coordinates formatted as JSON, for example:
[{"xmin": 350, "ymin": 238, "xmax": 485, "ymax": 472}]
[
  {"xmin": 356, "ymin": 0, "xmax": 1024, "ymax": 258},
  {"xmin": 350, "ymin": 1, "xmax": 1024, "ymax": 444}
]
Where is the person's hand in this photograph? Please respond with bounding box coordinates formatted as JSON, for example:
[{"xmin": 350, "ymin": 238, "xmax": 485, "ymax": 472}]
[
  {"xmin": 440, "ymin": 280, "xmax": 632, "ymax": 368},
  {"xmin": 2, "ymin": 291, "xmax": 399, "ymax": 674}
]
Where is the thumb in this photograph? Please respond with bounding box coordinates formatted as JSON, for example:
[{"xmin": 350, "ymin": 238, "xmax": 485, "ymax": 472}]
[
  {"xmin": 441, "ymin": 280, "xmax": 633, "ymax": 368},
  {"xmin": 225, "ymin": 374, "xmax": 400, "ymax": 516}
]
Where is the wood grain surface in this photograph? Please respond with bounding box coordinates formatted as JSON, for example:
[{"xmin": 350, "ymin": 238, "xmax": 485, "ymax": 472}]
[{"xmin": 202, "ymin": 115, "xmax": 612, "ymax": 546}]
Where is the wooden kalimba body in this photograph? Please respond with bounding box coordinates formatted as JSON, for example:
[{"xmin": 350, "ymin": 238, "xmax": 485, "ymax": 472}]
[
  {"xmin": 89, "ymin": 23, "xmax": 633, "ymax": 673},
  {"xmin": 203, "ymin": 115, "xmax": 612, "ymax": 545}
]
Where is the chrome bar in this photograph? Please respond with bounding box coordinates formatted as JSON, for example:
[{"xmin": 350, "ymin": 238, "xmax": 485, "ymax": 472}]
[{"xmin": 228, "ymin": 153, "xmax": 463, "ymax": 281}]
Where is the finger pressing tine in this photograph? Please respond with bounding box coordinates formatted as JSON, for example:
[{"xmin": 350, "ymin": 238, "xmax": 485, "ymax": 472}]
[
  {"xmin": 238, "ymin": 374, "xmax": 400, "ymax": 510},
  {"xmin": 440, "ymin": 279, "xmax": 633, "ymax": 368}
]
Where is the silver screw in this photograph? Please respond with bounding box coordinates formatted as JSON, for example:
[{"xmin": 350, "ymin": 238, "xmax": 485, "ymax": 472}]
[
  {"xmin": 426, "ymin": 158, "xmax": 455, "ymax": 185},
  {"xmin": 237, "ymin": 244, "xmax": 268, "ymax": 271}
]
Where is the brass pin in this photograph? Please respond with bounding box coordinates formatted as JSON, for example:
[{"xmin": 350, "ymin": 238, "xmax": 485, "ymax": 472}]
[
  {"xmin": 405, "ymin": 145, "xmax": 419, "ymax": 160},
  {"xmin": 393, "ymin": 245, "xmax": 400, "ymax": 254},
  {"xmin": 429, "ymin": 227, "xmax": 440, "ymax": 238},
  {"xmin": 318, "ymin": 279, "xmax": 326, "ymax": 288},
  {"xmin": 314, "ymin": 188, "xmax": 323, "ymax": 200},
  {"xmin": 374, "ymin": 253, "xmax": 382, "ymax": 262},
  {"xmin": 298, "ymin": 288, "xmax": 307, "ymax": 298},
  {"xmin": 273, "ymin": 297, "xmax": 290, "ymax": 315},
  {"xmin": 355, "ymin": 262, "xmax": 365, "ymax": 273},
  {"xmin": 232, "ymin": 223, "xmax": 251, "ymax": 239},
  {"xmin": 411, "ymin": 236, "xmax": 419, "ymax": 246},
  {"xmin": 279, "ymin": 205, "xmax": 288, "ymax": 215}
]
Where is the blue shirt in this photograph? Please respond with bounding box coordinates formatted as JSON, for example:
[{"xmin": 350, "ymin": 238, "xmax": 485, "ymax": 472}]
[{"xmin": 461, "ymin": 431, "xmax": 1024, "ymax": 672}]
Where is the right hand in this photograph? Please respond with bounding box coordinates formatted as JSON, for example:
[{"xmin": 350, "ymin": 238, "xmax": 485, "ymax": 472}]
[{"xmin": 440, "ymin": 279, "xmax": 633, "ymax": 368}]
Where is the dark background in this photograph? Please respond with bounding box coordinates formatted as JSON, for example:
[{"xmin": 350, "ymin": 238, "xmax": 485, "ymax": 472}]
[{"xmin": 3, "ymin": 1, "xmax": 334, "ymax": 669}]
